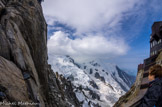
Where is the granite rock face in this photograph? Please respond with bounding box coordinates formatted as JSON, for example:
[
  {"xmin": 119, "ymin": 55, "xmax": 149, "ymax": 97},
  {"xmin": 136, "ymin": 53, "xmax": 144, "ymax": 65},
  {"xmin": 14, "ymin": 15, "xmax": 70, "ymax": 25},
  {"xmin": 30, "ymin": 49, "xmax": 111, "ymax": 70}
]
[
  {"xmin": 0, "ymin": 56, "xmax": 31, "ymax": 103},
  {"xmin": 0, "ymin": 0, "xmax": 80, "ymax": 107}
]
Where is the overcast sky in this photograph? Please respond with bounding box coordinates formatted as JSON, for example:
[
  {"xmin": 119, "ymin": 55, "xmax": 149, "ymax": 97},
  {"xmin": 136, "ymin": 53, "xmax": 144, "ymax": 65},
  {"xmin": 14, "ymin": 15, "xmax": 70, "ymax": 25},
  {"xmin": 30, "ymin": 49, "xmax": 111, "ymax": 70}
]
[{"xmin": 42, "ymin": 0, "xmax": 162, "ymax": 75}]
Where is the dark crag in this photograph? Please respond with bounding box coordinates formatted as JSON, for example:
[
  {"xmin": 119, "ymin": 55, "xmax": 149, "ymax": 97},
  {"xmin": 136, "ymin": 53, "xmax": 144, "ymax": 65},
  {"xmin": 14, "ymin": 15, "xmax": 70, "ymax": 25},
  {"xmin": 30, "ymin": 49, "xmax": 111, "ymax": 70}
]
[{"xmin": 0, "ymin": 0, "xmax": 80, "ymax": 107}]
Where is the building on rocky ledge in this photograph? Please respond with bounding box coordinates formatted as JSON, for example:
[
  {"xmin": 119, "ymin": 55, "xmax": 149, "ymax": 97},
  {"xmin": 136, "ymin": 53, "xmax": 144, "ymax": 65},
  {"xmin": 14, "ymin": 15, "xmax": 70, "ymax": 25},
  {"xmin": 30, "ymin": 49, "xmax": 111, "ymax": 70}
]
[{"xmin": 114, "ymin": 21, "xmax": 162, "ymax": 107}]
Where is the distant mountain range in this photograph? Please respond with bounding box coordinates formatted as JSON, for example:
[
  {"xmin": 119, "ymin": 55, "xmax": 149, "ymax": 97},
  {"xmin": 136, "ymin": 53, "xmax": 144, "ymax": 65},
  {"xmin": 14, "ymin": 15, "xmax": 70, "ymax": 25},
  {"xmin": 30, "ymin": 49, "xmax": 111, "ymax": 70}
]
[{"xmin": 48, "ymin": 55, "xmax": 136, "ymax": 107}]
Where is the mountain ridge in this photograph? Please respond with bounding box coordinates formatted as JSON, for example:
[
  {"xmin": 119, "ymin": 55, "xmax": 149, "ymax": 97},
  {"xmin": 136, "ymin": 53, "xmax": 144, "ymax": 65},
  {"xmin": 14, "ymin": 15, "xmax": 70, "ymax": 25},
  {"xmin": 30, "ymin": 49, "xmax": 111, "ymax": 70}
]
[{"xmin": 48, "ymin": 55, "xmax": 136, "ymax": 107}]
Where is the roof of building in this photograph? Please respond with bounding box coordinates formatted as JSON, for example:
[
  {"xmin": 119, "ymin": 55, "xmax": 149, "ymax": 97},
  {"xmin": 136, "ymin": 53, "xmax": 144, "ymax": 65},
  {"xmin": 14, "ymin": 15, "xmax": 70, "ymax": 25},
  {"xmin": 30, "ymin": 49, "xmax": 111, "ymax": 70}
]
[
  {"xmin": 150, "ymin": 21, "xmax": 162, "ymax": 41},
  {"xmin": 152, "ymin": 21, "xmax": 162, "ymax": 29}
]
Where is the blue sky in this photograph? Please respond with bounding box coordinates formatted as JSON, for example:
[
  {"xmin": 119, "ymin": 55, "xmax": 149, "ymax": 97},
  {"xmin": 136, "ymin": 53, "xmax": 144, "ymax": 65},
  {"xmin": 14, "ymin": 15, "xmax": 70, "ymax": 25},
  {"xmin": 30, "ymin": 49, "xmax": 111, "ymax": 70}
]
[{"xmin": 42, "ymin": 0, "xmax": 162, "ymax": 75}]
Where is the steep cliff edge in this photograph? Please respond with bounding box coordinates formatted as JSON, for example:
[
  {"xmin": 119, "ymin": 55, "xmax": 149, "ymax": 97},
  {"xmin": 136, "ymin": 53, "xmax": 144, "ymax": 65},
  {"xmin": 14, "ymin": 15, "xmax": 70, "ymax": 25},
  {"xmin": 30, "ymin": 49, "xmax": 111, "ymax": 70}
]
[
  {"xmin": 0, "ymin": 0, "xmax": 79, "ymax": 107},
  {"xmin": 113, "ymin": 68, "xmax": 144, "ymax": 107},
  {"xmin": 114, "ymin": 51, "xmax": 162, "ymax": 107}
]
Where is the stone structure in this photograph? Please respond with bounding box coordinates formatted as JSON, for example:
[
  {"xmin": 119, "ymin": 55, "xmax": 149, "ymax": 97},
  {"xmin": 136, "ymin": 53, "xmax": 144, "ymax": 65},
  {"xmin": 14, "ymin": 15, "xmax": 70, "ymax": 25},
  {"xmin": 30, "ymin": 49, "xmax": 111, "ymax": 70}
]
[
  {"xmin": 114, "ymin": 21, "xmax": 162, "ymax": 107},
  {"xmin": 140, "ymin": 21, "xmax": 162, "ymax": 93},
  {"xmin": 150, "ymin": 22, "xmax": 162, "ymax": 57}
]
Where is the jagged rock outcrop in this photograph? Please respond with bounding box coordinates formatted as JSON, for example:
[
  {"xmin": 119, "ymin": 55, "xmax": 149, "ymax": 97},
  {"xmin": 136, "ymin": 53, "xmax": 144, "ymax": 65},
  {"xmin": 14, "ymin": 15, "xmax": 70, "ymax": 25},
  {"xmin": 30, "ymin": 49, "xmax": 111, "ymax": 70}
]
[
  {"xmin": 48, "ymin": 66, "xmax": 80, "ymax": 107},
  {"xmin": 113, "ymin": 68, "xmax": 144, "ymax": 107},
  {"xmin": 0, "ymin": 0, "xmax": 80, "ymax": 107}
]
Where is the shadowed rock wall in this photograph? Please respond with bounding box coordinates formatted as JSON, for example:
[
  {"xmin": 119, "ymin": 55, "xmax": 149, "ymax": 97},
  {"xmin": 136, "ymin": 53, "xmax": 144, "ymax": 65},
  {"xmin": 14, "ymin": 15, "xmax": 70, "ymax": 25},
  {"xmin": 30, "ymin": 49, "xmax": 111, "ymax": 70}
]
[{"xmin": 0, "ymin": 0, "xmax": 80, "ymax": 107}]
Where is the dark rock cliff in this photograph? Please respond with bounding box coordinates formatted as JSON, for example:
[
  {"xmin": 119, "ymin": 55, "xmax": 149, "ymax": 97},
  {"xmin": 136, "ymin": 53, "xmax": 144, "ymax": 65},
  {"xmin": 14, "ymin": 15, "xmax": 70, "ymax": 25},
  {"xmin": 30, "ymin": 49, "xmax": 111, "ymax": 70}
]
[{"xmin": 0, "ymin": 0, "xmax": 80, "ymax": 107}]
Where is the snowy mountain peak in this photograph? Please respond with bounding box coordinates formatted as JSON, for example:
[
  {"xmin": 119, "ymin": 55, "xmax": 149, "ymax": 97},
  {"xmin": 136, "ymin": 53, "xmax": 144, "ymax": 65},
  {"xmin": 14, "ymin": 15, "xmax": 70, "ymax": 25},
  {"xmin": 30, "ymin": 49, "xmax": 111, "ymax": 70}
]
[
  {"xmin": 48, "ymin": 55, "xmax": 135, "ymax": 107},
  {"xmin": 89, "ymin": 60, "xmax": 101, "ymax": 67}
]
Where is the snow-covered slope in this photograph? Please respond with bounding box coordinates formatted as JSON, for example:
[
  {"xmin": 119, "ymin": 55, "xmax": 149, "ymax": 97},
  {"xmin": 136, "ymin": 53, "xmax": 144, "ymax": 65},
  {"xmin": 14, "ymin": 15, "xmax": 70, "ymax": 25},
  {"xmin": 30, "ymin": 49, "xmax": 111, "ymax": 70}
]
[{"xmin": 48, "ymin": 55, "xmax": 135, "ymax": 107}]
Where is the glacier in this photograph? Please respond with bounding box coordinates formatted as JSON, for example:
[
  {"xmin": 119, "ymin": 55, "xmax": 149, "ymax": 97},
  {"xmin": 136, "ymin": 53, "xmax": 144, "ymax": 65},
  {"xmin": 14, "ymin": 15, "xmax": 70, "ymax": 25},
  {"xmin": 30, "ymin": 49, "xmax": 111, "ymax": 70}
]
[{"xmin": 48, "ymin": 55, "xmax": 135, "ymax": 107}]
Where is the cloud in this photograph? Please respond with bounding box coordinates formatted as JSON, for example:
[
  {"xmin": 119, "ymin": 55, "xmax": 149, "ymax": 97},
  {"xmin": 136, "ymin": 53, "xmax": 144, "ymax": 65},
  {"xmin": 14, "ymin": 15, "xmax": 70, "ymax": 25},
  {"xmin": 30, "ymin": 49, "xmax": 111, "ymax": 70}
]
[
  {"xmin": 42, "ymin": 0, "xmax": 162, "ymax": 71},
  {"xmin": 42, "ymin": 0, "xmax": 142, "ymax": 34},
  {"xmin": 47, "ymin": 31, "xmax": 129, "ymax": 62},
  {"xmin": 43, "ymin": 0, "xmax": 141, "ymax": 62}
]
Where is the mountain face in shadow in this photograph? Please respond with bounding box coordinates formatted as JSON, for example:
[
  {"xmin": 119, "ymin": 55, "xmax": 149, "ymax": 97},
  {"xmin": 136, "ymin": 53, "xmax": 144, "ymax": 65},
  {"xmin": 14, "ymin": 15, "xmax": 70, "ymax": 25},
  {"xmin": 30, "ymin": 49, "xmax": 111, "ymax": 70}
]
[{"xmin": 0, "ymin": 0, "xmax": 79, "ymax": 107}]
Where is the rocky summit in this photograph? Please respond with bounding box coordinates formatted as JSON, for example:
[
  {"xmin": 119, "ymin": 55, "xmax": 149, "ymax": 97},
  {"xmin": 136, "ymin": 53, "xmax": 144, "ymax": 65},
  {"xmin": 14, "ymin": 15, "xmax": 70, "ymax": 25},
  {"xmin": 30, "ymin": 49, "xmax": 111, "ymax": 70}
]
[{"xmin": 0, "ymin": 0, "xmax": 79, "ymax": 107}]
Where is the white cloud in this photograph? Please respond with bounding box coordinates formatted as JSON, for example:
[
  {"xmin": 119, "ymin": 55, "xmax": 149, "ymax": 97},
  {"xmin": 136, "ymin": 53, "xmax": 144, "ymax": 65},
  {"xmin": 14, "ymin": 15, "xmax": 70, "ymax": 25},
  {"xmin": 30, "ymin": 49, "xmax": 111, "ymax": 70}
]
[
  {"xmin": 48, "ymin": 31, "xmax": 129, "ymax": 62},
  {"xmin": 43, "ymin": 0, "xmax": 140, "ymax": 61},
  {"xmin": 42, "ymin": 0, "xmax": 142, "ymax": 34},
  {"xmin": 43, "ymin": 0, "xmax": 162, "ymax": 71}
]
